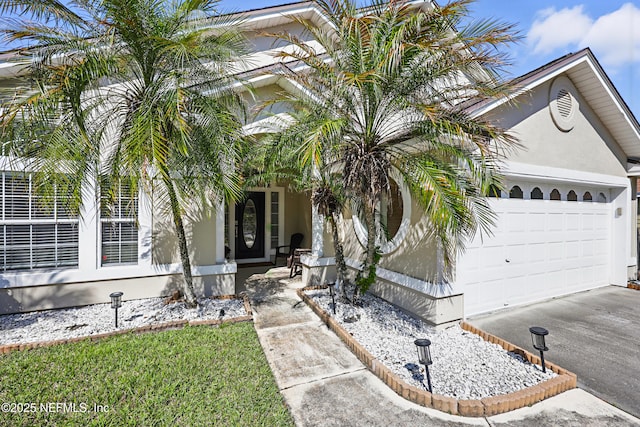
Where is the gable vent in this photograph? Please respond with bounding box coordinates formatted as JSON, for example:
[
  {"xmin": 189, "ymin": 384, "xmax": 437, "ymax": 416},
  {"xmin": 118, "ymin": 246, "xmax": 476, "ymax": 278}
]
[
  {"xmin": 549, "ymin": 76, "xmax": 578, "ymax": 132},
  {"xmin": 556, "ymin": 89, "xmax": 572, "ymax": 118}
]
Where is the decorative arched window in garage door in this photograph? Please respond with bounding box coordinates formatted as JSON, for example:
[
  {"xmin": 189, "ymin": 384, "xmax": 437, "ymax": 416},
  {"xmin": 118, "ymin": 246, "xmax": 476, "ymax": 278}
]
[
  {"xmin": 531, "ymin": 187, "xmax": 543, "ymax": 199},
  {"xmin": 509, "ymin": 186, "xmax": 523, "ymax": 199}
]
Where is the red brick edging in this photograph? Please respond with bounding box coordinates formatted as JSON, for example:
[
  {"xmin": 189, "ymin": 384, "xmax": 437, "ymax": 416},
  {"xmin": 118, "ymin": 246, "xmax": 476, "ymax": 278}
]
[
  {"xmin": 297, "ymin": 286, "xmax": 577, "ymax": 417},
  {"xmin": 0, "ymin": 294, "xmax": 253, "ymax": 354}
]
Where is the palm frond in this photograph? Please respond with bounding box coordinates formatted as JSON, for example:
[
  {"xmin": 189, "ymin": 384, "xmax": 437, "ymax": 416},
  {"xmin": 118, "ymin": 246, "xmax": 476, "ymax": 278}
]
[{"xmin": 261, "ymin": 0, "xmax": 519, "ymax": 282}]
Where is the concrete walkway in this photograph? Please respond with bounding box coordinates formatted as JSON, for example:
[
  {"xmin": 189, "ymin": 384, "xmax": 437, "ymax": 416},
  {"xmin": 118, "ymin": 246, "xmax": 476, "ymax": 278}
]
[{"xmin": 244, "ymin": 268, "xmax": 640, "ymax": 427}]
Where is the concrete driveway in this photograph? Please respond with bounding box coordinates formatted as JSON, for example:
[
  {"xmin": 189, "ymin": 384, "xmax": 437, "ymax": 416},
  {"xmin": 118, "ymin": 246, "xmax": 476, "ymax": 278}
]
[{"xmin": 468, "ymin": 286, "xmax": 640, "ymax": 419}]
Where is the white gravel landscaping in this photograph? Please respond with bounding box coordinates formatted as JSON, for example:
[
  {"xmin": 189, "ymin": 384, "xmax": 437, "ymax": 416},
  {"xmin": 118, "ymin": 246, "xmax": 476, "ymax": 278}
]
[
  {"xmin": 0, "ymin": 296, "xmax": 247, "ymax": 346},
  {"xmin": 306, "ymin": 289, "xmax": 556, "ymax": 400}
]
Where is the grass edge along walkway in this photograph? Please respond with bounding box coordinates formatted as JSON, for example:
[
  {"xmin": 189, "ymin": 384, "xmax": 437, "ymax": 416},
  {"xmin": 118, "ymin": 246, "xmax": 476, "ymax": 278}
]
[{"xmin": 0, "ymin": 322, "xmax": 294, "ymax": 427}]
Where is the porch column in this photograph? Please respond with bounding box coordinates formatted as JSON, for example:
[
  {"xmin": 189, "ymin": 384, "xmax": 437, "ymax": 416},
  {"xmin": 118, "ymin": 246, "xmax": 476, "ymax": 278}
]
[
  {"xmin": 311, "ymin": 204, "xmax": 324, "ymax": 257},
  {"xmin": 215, "ymin": 199, "xmax": 226, "ymax": 263},
  {"xmin": 137, "ymin": 186, "xmax": 153, "ymax": 268},
  {"xmin": 78, "ymin": 175, "xmax": 98, "ymax": 272},
  {"xmin": 301, "ymin": 203, "xmax": 335, "ymax": 286},
  {"xmin": 311, "ymin": 163, "xmax": 324, "ymax": 257}
]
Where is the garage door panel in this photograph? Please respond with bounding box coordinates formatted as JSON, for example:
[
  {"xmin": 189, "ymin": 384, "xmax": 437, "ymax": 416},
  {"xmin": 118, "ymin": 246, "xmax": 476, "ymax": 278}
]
[
  {"xmin": 566, "ymin": 213, "xmax": 581, "ymax": 231},
  {"xmin": 581, "ymin": 266, "xmax": 596, "ymax": 284},
  {"xmin": 472, "ymin": 268, "xmax": 504, "ymax": 283},
  {"xmin": 562, "ymin": 268, "xmax": 585, "ymax": 281},
  {"xmin": 594, "ymin": 241, "xmax": 608, "ymax": 256},
  {"xmin": 507, "ymin": 212, "xmax": 527, "ymax": 233},
  {"xmin": 581, "ymin": 241, "xmax": 594, "ymax": 257},
  {"xmin": 560, "ymin": 254, "xmax": 591, "ymax": 270},
  {"xmin": 595, "ymin": 266, "xmax": 609, "ymax": 282},
  {"xmin": 594, "ymin": 216, "xmax": 609, "ymax": 230},
  {"xmin": 547, "ymin": 242, "xmax": 564, "ymax": 260},
  {"xmin": 460, "ymin": 189, "xmax": 613, "ymax": 316},
  {"xmin": 582, "ymin": 214, "xmax": 595, "ymax": 230},
  {"xmin": 506, "ymin": 276, "xmax": 530, "ymax": 304},
  {"xmin": 580, "ymin": 229, "xmax": 607, "ymax": 239},
  {"xmin": 565, "ymin": 241, "xmax": 581, "ymax": 258},
  {"xmin": 527, "ymin": 243, "xmax": 546, "ymax": 263},
  {"xmin": 461, "ymin": 247, "xmax": 480, "ymax": 271},
  {"xmin": 528, "ymin": 213, "xmax": 546, "ymax": 232},
  {"xmin": 548, "ymin": 213, "xmax": 564, "ymax": 231},
  {"xmin": 546, "ymin": 259, "xmax": 568, "ymax": 273},
  {"xmin": 506, "ymin": 243, "xmax": 527, "ymax": 262},
  {"xmin": 545, "ymin": 269, "xmax": 565, "ymax": 284},
  {"xmin": 467, "ymin": 279, "xmax": 505, "ymax": 313},
  {"xmin": 479, "ymin": 246, "xmax": 505, "ymax": 269}
]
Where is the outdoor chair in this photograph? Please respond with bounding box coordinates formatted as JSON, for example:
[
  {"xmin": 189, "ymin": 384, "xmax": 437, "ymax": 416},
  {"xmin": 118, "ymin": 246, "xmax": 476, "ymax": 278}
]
[
  {"xmin": 289, "ymin": 248, "xmax": 312, "ymax": 278},
  {"xmin": 274, "ymin": 233, "xmax": 304, "ymax": 266}
]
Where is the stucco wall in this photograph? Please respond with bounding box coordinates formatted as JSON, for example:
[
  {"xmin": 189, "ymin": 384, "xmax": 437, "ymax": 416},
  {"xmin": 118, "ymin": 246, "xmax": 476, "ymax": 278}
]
[
  {"xmin": 338, "ymin": 195, "xmax": 440, "ymax": 283},
  {"xmin": 487, "ymin": 79, "xmax": 627, "ymax": 177},
  {"xmin": 0, "ymin": 273, "xmax": 235, "ymax": 315},
  {"xmin": 242, "ymin": 84, "xmax": 289, "ymax": 124},
  {"xmin": 284, "ymin": 189, "xmax": 312, "ymax": 249},
  {"xmin": 378, "ymin": 195, "xmax": 440, "ymax": 282},
  {"xmin": 151, "ymin": 194, "xmax": 219, "ymax": 266},
  {"xmin": 0, "ymin": 174, "xmax": 233, "ymax": 315},
  {"xmin": 245, "ymin": 22, "xmax": 311, "ymax": 54},
  {"xmin": 322, "ymin": 223, "xmax": 336, "ymax": 257}
]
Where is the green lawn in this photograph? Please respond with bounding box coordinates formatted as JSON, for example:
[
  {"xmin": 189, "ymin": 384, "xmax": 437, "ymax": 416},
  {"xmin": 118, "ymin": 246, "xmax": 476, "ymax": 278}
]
[{"xmin": 0, "ymin": 322, "xmax": 294, "ymax": 426}]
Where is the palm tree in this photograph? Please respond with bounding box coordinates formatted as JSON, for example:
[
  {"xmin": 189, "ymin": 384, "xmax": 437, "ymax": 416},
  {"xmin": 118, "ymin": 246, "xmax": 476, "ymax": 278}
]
[
  {"xmin": 312, "ymin": 179, "xmax": 350, "ymax": 300},
  {"xmin": 267, "ymin": 0, "xmax": 519, "ymax": 296},
  {"xmin": 0, "ymin": 0, "xmax": 247, "ymax": 307},
  {"xmin": 252, "ymin": 110, "xmax": 351, "ymax": 300}
]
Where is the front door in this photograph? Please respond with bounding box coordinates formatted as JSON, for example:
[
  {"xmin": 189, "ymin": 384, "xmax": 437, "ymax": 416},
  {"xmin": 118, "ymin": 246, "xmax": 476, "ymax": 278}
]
[{"xmin": 235, "ymin": 192, "xmax": 265, "ymax": 259}]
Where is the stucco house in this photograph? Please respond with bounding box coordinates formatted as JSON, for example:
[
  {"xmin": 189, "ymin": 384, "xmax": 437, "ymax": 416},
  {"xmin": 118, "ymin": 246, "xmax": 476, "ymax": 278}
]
[
  {"xmin": 0, "ymin": 2, "xmax": 638, "ymax": 329},
  {"xmin": 314, "ymin": 47, "xmax": 640, "ymax": 328}
]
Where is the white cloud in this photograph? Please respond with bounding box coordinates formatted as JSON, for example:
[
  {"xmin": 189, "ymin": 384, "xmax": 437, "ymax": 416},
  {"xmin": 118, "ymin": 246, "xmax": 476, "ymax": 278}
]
[
  {"xmin": 527, "ymin": 3, "xmax": 640, "ymax": 69},
  {"xmin": 581, "ymin": 3, "xmax": 640, "ymax": 67},
  {"xmin": 527, "ymin": 6, "xmax": 593, "ymax": 55}
]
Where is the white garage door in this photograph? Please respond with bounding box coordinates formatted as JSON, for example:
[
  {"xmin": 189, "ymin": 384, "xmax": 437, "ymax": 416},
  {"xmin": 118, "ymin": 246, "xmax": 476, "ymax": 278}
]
[{"xmin": 458, "ymin": 185, "xmax": 612, "ymax": 316}]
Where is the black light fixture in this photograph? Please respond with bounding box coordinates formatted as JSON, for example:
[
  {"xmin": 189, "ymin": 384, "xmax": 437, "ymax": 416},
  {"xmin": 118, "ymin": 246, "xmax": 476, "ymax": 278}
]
[
  {"xmin": 414, "ymin": 338, "xmax": 433, "ymax": 393},
  {"xmin": 109, "ymin": 292, "xmax": 123, "ymax": 328},
  {"xmin": 327, "ymin": 282, "xmax": 336, "ymax": 315},
  {"xmin": 529, "ymin": 326, "xmax": 549, "ymax": 373}
]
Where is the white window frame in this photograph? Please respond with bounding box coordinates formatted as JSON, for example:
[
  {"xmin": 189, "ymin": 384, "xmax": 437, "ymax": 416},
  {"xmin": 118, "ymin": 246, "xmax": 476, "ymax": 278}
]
[
  {"xmin": 0, "ymin": 172, "xmax": 79, "ymax": 271},
  {"xmin": 99, "ymin": 179, "xmax": 139, "ymax": 266},
  {"xmin": 352, "ymin": 169, "xmax": 412, "ymax": 255}
]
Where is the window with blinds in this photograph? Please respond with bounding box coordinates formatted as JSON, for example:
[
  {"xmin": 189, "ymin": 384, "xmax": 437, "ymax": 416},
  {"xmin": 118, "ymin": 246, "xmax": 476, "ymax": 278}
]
[
  {"xmin": 0, "ymin": 173, "xmax": 79, "ymax": 271},
  {"xmin": 100, "ymin": 180, "xmax": 138, "ymax": 266}
]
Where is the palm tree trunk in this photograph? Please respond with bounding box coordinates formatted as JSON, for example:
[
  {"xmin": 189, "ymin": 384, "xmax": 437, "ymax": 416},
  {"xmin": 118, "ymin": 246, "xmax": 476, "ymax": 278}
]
[
  {"xmin": 354, "ymin": 198, "xmax": 378, "ymax": 301},
  {"xmin": 162, "ymin": 175, "xmax": 198, "ymax": 308},
  {"xmin": 328, "ymin": 211, "xmax": 349, "ymax": 301},
  {"xmin": 363, "ymin": 199, "xmax": 377, "ymax": 269}
]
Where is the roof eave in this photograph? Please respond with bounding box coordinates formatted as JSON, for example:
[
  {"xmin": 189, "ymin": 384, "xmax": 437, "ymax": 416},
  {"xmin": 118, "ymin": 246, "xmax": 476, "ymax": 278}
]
[{"xmin": 467, "ymin": 48, "xmax": 640, "ymax": 159}]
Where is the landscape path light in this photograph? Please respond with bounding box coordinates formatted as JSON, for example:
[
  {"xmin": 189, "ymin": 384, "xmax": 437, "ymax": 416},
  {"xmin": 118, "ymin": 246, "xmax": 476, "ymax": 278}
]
[
  {"xmin": 529, "ymin": 326, "xmax": 549, "ymax": 373},
  {"xmin": 414, "ymin": 338, "xmax": 433, "ymax": 393},
  {"xmin": 327, "ymin": 282, "xmax": 336, "ymax": 315},
  {"xmin": 110, "ymin": 292, "xmax": 124, "ymax": 328}
]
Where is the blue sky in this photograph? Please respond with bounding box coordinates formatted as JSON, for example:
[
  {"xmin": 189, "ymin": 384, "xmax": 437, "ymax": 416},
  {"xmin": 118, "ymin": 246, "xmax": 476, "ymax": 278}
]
[
  {"xmin": 217, "ymin": 0, "xmax": 640, "ymax": 120},
  {"xmin": 2, "ymin": 0, "xmax": 638, "ymax": 118},
  {"xmin": 464, "ymin": 1, "xmax": 640, "ymax": 118}
]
